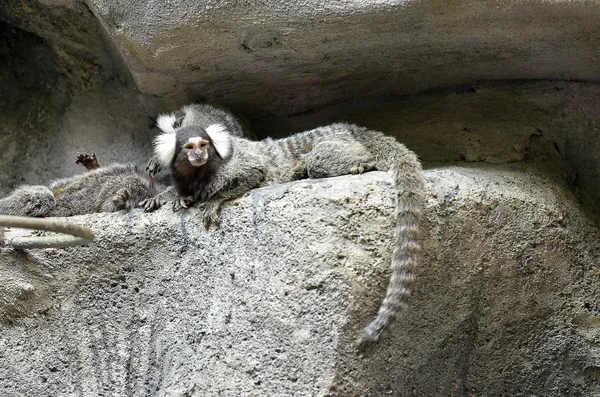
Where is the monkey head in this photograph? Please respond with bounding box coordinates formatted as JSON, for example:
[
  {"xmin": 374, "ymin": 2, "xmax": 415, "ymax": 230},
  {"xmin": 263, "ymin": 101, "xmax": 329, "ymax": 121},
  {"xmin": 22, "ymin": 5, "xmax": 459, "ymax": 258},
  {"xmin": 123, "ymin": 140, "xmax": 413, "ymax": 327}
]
[{"xmin": 153, "ymin": 117, "xmax": 232, "ymax": 169}]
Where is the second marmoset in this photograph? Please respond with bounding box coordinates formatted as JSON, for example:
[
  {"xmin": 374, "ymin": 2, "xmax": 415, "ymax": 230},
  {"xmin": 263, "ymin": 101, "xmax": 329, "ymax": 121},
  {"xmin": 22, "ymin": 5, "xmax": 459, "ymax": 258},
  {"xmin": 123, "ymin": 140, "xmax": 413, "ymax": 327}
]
[{"xmin": 0, "ymin": 153, "xmax": 159, "ymax": 217}]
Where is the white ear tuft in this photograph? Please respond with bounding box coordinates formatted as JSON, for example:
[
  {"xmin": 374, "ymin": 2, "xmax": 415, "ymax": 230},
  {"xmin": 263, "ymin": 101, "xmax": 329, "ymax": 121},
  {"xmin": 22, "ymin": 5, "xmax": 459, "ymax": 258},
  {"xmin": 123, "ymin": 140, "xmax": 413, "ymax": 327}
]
[
  {"xmin": 153, "ymin": 132, "xmax": 177, "ymax": 168},
  {"xmin": 206, "ymin": 123, "xmax": 232, "ymax": 159},
  {"xmin": 156, "ymin": 113, "xmax": 177, "ymax": 134}
]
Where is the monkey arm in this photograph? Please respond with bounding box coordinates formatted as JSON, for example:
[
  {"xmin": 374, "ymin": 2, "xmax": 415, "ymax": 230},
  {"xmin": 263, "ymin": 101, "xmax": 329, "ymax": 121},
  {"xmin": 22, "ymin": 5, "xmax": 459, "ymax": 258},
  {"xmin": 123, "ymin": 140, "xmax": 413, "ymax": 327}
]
[
  {"xmin": 174, "ymin": 165, "xmax": 265, "ymax": 228},
  {"xmin": 75, "ymin": 153, "xmax": 100, "ymax": 170},
  {"xmin": 146, "ymin": 155, "xmax": 162, "ymax": 176},
  {"xmin": 203, "ymin": 164, "xmax": 266, "ymax": 228}
]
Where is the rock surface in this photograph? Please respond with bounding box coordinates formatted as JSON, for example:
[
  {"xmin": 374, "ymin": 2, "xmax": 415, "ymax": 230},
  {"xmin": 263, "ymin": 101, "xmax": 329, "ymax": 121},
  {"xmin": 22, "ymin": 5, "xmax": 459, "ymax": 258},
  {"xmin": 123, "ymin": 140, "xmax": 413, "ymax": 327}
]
[
  {"xmin": 1, "ymin": 0, "xmax": 600, "ymax": 395},
  {"xmin": 86, "ymin": 0, "xmax": 600, "ymax": 117},
  {"xmin": 1, "ymin": 167, "xmax": 599, "ymax": 396}
]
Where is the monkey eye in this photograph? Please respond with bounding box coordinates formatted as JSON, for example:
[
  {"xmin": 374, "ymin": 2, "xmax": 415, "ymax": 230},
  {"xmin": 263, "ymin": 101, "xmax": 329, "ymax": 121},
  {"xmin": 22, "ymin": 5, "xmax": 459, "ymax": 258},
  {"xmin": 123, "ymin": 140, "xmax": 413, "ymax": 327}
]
[
  {"xmin": 199, "ymin": 142, "xmax": 208, "ymax": 148},
  {"xmin": 183, "ymin": 143, "xmax": 194, "ymax": 150}
]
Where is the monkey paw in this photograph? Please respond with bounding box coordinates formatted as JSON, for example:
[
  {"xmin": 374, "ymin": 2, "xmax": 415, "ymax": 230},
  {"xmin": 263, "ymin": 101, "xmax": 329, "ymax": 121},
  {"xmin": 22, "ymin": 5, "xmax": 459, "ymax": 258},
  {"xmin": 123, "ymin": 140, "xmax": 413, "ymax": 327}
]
[
  {"xmin": 140, "ymin": 195, "xmax": 165, "ymax": 212},
  {"xmin": 202, "ymin": 201, "xmax": 222, "ymax": 229},
  {"xmin": 172, "ymin": 196, "xmax": 195, "ymax": 212},
  {"xmin": 351, "ymin": 162, "xmax": 376, "ymax": 174},
  {"xmin": 112, "ymin": 188, "xmax": 132, "ymax": 211},
  {"xmin": 75, "ymin": 152, "xmax": 100, "ymax": 170},
  {"xmin": 146, "ymin": 156, "xmax": 162, "ymax": 176}
]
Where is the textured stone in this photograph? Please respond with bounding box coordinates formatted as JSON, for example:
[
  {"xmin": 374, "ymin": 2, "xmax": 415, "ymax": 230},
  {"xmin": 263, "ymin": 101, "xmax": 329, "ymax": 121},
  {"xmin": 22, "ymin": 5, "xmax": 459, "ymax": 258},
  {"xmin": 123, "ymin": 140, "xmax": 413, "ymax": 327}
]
[
  {"xmin": 84, "ymin": 0, "xmax": 600, "ymax": 116},
  {"xmin": 1, "ymin": 1, "xmax": 600, "ymax": 395},
  {"xmin": 0, "ymin": 0, "xmax": 115, "ymax": 84},
  {"xmin": 1, "ymin": 168, "xmax": 599, "ymax": 396}
]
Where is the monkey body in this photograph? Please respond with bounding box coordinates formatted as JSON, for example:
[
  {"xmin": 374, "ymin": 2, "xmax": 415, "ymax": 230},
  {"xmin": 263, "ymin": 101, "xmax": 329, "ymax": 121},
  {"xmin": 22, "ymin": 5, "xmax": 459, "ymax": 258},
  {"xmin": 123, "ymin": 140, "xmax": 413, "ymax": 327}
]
[
  {"xmin": 141, "ymin": 103, "xmax": 252, "ymax": 212},
  {"xmin": 254, "ymin": 124, "xmax": 378, "ymax": 180},
  {"xmin": 48, "ymin": 164, "xmax": 155, "ymax": 216},
  {"xmin": 152, "ymin": 108, "xmax": 425, "ymax": 348},
  {"xmin": 0, "ymin": 154, "xmax": 157, "ymax": 217}
]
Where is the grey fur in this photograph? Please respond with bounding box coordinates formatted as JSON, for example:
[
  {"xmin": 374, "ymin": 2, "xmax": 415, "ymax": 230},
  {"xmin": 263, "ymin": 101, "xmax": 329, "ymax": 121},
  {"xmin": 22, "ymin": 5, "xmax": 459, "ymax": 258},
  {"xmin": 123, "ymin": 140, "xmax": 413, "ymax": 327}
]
[
  {"xmin": 151, "ymin": 111, "xmax": 425, "ymax": 349},
  {"xmin": 0, "ymin": 154, "xmax": 158, "ymax": 217},
  {"xmin": 176, "ymin": 104, "xmax": 246, "ymax": 137},
  {"xmin": 0, "ymin": 185, "xmax": 57, "ymax": 217}
]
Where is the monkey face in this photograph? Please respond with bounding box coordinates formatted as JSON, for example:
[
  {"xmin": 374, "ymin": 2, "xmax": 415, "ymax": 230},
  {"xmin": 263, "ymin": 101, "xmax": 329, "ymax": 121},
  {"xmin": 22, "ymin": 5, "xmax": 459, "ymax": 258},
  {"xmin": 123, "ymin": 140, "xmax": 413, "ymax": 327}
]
[
  {"xmin": 183, "ymin": 137, "xmax": 210, "ymax": 167},
  {"xmin": 156, "ymin": 124, "xmax": 232, "ymax": 171}
]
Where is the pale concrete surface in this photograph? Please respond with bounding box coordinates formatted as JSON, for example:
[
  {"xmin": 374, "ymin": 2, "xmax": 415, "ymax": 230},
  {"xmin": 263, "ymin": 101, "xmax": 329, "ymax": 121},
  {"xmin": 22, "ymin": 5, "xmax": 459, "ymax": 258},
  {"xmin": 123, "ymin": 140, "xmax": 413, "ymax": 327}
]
[{"xmin": 1, "ymin": 168, "xmax": 599, "ymax": 396}]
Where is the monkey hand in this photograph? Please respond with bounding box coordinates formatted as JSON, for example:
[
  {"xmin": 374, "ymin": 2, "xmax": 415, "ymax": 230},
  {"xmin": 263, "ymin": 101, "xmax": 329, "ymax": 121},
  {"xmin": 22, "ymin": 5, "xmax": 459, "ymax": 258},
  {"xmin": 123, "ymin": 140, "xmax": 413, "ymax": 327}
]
[
  {"xmin": 146, "ymin": 155, "xmax": 162, "ymax": 176},
  {"xmin": 172, "ymin": 196, "xmax": 195, "ymax": 212},
  {"xmin": 351, "ymin": 162, "xmax": 376, "ymax": 174},
  {"xmin": 202, "ymin": 200, "xmax": 222, "ymax": 229},
  {"xmin": 112, "ymin": 188, "xmax": 132, "ymax": 211},
  {"xmin": 140, "ymin": 195, "xmax": 167, "ymax": 212},
  {"xmin": 75, "ymin": 152, "xmax": 100, "ymax": 170}
]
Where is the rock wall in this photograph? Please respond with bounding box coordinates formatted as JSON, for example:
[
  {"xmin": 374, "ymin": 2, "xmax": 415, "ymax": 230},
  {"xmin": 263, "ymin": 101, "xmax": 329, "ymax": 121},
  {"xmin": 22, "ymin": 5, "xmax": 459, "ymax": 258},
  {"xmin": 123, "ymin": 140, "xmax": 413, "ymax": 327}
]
[
  {"xmin": 1, "ymin": 0, "xmax": 600, "ymax": 395},
  {"xmin": 1, "ymin": 168, "xmax": 599, "ymax": 396},
  {"xmin": 85, "ymin": 0, "xmax": 600, "ymax": 116}
]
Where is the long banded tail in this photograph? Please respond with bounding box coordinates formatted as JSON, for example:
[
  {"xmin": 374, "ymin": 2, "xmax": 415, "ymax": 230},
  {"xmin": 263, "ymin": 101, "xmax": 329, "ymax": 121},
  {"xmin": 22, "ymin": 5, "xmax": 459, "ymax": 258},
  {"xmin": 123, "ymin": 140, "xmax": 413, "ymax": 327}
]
[{"xmin": 356, "ymin": 131, "xmax": 425, "ymax": 348}]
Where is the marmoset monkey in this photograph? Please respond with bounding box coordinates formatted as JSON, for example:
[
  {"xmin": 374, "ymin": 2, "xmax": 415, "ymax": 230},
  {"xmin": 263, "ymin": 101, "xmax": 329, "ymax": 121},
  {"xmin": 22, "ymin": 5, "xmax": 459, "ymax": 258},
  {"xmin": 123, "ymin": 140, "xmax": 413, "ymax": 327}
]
[
  {"xmin": 141, "ymin": 103, "xmax": 250, "ymax": 211},
  {"xmin": 0, "ymin": 153, "xmax": 158, "ymax": 217},
  {"xmin": 147, "ymin": 105, "xmax": 425, "ymax": 349}
]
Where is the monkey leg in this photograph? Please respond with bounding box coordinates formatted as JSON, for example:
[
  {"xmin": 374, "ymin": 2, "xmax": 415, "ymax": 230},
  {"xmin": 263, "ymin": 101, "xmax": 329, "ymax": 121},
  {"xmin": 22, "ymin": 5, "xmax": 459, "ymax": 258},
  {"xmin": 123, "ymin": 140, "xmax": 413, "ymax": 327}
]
[
  {"xmin": 75, "ymin": 153, "xmax": 100, "ymax": 170},
  {"xmin": 305, "ymin": 140, "xmax": 376, "ymax": 179}
]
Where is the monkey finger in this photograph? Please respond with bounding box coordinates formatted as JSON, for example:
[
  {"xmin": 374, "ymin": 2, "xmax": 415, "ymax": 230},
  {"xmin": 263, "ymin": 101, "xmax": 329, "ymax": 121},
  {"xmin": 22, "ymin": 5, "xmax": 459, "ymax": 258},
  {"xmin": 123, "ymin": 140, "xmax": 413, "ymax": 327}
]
[
  {"xmin": 172, "ymin": 198, "xmax": 189, "ymax": 212},
  {"xmin": 145, "ymin": 159, "xmax": 162, "ymax": 175},
  {"xmin": 202, "ymin": 212, "xmax": 219, "ymax": 229},
  {"xmin": 140, "ymin": 197, "xmax": 159, "ymax": 212},
  {"xmin": 202, "ymin": 204, "xmax": 221, "ymax": 229}
]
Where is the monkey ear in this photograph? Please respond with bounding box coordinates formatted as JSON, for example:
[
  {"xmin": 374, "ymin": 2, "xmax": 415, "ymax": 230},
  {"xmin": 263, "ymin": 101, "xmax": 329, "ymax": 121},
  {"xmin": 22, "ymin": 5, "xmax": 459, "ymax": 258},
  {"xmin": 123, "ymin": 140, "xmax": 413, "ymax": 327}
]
[
  {"xmin": 206, "ymin": 124, "xmax": 232, "ymax": 159},
  {"xmin": 157, "ymin": 113, "xmax": 179, "ymax": 134},
  {"xmin": 153, "ymin": 132, "xmax": 177, "ymax": 168}
]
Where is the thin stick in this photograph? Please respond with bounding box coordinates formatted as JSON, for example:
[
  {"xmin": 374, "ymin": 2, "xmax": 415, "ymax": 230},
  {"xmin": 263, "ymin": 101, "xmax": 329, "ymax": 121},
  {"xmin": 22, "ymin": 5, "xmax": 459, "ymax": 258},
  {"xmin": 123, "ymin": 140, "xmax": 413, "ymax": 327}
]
[{"xmin": 0, "ymin": 215, "xmax": 94, "ymax": 249}]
